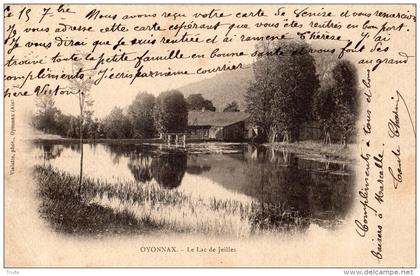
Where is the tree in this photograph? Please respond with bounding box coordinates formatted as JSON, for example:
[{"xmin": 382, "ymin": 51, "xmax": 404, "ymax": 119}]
[
  {"xmin": 312, "ymin": 56, "xmax": 337, "ymax": 145},
  {"xmin": 83, "ymin": 114, "xmax": 99, "ymax": 139},
  {"xmin": 223, "ymin": 101, "xmax": 240, "ymax": 112},
  {"xmin": 246, "ymin": 40, "xmax": 319, "ymax": 143},
  {"xmin": 127, "ymin": 92, "xmax": 156, "ymax": 138},
  {"xmin": 269, "ymin": 41, "xmax": 319, "ymax": 143},
  {"xmin": 32, "ymin": 94, "xmax": 60, "ymax": 133},
  {"xmin": 54, "ymin": 113, "xmax": 72, "ymax": 137},
  {"xmin": 35, "ymin": 93, "xmax": 55, "ymax": 112},
  {"xmin": 330, "ymin": 60, "xmax": 358, "ymax": 146},
  {"xmin": 69, "ymin": 58, "xmax": 95, "ymax": 195},
  {"xmin": 154, "ymin": 90, "xmax": 188, "ymax": 134},
  {"xmin": 102, "ymin": 107, "xmax": 133, "ymax": 139},
  {"xmin": 69, "ymin": 59, "xmax": 95, "ymax": 140},
  {"xmin": 245, "ymin": 43, "xmax": 278, "ymax": 143},
  {"xmin": 186, "ymin": 94, "xmax": 216, "ymax": 111},
  {"xmin": 313, "ymin": 85, "xmax": 335, "ymax": 144},
  {"xmin": 313, "ymin": 59, "xmax": 358, "ymax": 146},
  {"xmin": 66, "ymin": 116, "xmax": 80, "ymax": 138}
]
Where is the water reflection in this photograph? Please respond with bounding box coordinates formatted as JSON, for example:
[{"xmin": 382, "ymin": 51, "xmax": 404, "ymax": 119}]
[
  {"xmin": 186, "ymin": 155, "xmax": 212, "ymax": 175},
  {"xmin": 184, "ymin": 144, "xmax": 353, "ymax": 230},
  {"xmin": 32, "ymin": 141, "xmax": 354, "ymax": 236},
  {"xmin": 151, "ymin": 152, "xmax": 187, "ymax": 189},
  {"xmin": 128, "ymin": 155, "xmax": 153, "ymax": 183},
  {"xmin": 105, "ymin": 144, "xmax": 188, "ymax": 189},
  {"xmin": 37, "ymin": 144, "xmax": 64, "ymax": 162}
]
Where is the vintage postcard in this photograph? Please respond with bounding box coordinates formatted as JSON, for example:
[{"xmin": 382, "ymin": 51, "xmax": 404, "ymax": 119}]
[{"xmin": 3, "ymin": 3, "xmax": 416, "ymax": 268}]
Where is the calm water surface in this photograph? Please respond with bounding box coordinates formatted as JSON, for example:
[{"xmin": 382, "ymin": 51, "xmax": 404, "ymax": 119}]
[{"xmin": 32, "ymin": 141, "xmax": 354, "ymax": 236}]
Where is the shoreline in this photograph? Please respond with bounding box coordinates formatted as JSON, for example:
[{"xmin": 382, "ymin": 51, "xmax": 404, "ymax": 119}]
[
  {"xmin": 29, "ymin": 133, "xmax": 355, "ymax": 163},
  {"xmin": 263, "ymin": 141, "xmax": 355, "ymax": 163}
]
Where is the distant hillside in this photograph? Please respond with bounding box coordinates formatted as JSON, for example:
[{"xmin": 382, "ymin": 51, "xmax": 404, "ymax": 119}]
[
  {"xmin": 177, "ymin": 55, "xmax": 340, "ymax": 112},
  {"xmin": 178, "ymin": 67, "xmax": 254, "ymax": 111}
]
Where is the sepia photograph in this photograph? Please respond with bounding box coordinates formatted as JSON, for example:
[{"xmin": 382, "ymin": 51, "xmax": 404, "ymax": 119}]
[
  {"xmin": 29, "ymin": 39, "xmax": 358, "ymax": 238},
  {"xmin": 3, "ymin": 3, "xmax": 416, "ymax": 269}
]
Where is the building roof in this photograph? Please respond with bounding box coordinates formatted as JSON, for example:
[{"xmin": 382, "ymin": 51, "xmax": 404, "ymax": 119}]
[{"xmin": 188, "ymin": 111, "xmax": 249, "ymax": 127}]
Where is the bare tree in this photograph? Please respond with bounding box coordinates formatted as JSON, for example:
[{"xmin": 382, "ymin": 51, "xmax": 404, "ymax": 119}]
[{"xmin": 69, "ymin": 58, "xmax": 95, "ymax": 195}]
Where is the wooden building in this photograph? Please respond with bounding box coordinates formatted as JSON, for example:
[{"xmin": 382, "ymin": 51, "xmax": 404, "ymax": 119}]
[{"xmin": 188, "ymin": 111, "xmax": 250, "ymax": 141}]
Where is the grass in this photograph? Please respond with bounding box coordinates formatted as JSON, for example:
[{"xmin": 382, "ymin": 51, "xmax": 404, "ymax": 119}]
[
  {"xmin": 34, "ymin": 165, "xmax": 310, "ymax": 237},
  {"xmin": 35, "ymin": 166, "xmax": 156, "ymax": 236},
  {"xmin": 265, "ymin": 141, "xmax": 356, "ymax": 162}
]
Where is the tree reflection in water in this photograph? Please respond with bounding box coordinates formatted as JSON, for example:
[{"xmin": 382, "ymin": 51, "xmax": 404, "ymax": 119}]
[
  {"xmin": 128, "ymin": 155, "xmax": 153, "ymax": 183},
  {"xmin": 33, "ymin": 142, "xmax": 354, "ymax": 235},
  {"xmin": 151, "ymin": 152, "xmax": 187, "ymax": 189},
  {"xmin": 244, "ymin": 146, "xmax": 311, "ymax": 232},
  {"xmin": 186, "ymin": 155, "xmax": 211, "ymax": 175},
  {"xmin": 37, "ymin": 143, "xmax": 64, "ymax": 162},
  {"xmin": 245, "ymin": 145, "xmax": 353, "ymax": 231},
  {"xmin": 188, "ymin": 144, "xmax": 354, "ymax": 232},
  {"xmin": 106, "ymin": 144, "xmax": 188, "ymax": 189}
]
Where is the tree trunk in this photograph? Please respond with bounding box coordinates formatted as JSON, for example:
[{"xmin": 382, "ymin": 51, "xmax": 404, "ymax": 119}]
[
  {"xmin": 283, "ymin": 131, "xmax": 290, "ymax": 143},
  {"xmin": 78, "ymin": 91, "xmax": 84, "ymax": 196},
  {"xmin": 282, "ymin": 149, "xmax": 289, "ymax": 163},
  {"xmin": 342, "ymin": 135, "xmax": 348, "ymax": 148},
  {"xmin": 269, "ymin": 127, "xmax": 277, "ymax": 143},
  {"xmin": 325, "ymin": 130, "xmax": 331, "ymax": 145},
  {"xmin": 270, "ymin": 147, "xmax": 276, "ymax": 163},
  {"xmin": 340, "ymin": 133, "xmax": 345, "ymax": 147},
  {"xmin": 79, "ymin": 143, "xmax": 83, "ymax": 196},
  {"xmin": 293, "ymin": 127, "xmax": 300, "ymax": 143},
  {"xmin": 260, "ymin": 165, "xmax": 265, "ymax": 214}
]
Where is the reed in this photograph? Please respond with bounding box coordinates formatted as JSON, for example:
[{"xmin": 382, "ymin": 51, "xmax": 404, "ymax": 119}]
[{"xmin": 34, "ymin": 165, "xmax": 309, "ymax": 237}]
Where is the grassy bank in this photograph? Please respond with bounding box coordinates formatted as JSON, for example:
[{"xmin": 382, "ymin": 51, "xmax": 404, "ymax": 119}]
[
  {"xmin": 34, "ymin": 165, "xmax": 309, "ymax": 237},
  {"xmin": 264, "ymin": 141, "xmax": 355, "ymax": 163}
]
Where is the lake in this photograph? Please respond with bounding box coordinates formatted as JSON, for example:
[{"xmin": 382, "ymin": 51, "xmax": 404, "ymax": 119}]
[{"xmin": 32, "ymin": 141, "xmax": 355, "ymax": 237}]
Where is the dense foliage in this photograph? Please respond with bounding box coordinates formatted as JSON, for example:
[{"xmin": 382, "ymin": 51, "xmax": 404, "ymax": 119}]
[
  {"xmin": 186, "ymin": 93, "xmax": 216, "ymax": 111},
  {"xmin": 246, "ymin": 40, "xmax": 319, "ymax": 143},
  {"xmin": 313, "ymin": 60, "xmax": 358, "ymax": 145},
  {"xmin": 32, "ymin": 94, "xmax": 102, "ymax": 139},
  {"xmin": 223, "ymin": 101, "xmax": 240, "ymax": 112},
  {"xmin": 102, "ymin": 107, "xmax": 133, "ymax": 139},
  {"xmin": 32, "ymin": 41, "xmax": 358, "ymax": 146},
  {"xmin": 32, "ymin": 89, "xmax": 208, "ymax": 140},
  {"xmin": 154, "ymin": 90, "xmax": 188, "ymax": 134},
  {"xmin": 246, "ymin": 40, "xmax": 358, "ymax": 144},
  {"xmin": 127, "ymin": 92, "xmax": 156, "ymax": 138}
]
